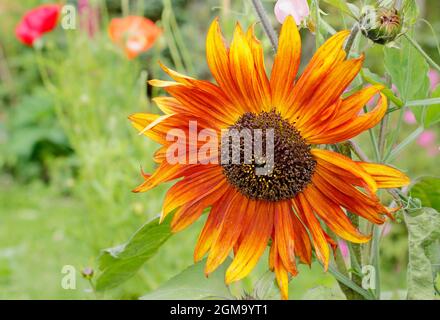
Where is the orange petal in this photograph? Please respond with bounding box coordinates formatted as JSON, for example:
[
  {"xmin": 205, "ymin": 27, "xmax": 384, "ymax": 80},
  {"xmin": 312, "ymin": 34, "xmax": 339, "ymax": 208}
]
[
  {"xmin": 161, "ymin": 166, "xmax": 225, "ymax": 221},
  {"xmin": 225, "ymin": 200, "xmax": 273, "ymax": 283},
  {"xmin": 206, "ymin": 19, "xmax": 247, "ymax": 114},
  {"xmin": 164, "ymin": 84, "xmax": 239, "ymax": 128},
  {"xmin": 284, "ymin": 30, "xmax": 350, "ymax": 121},
  {"xmin": 171, "ymin": 179, "xmax": 228, "ymax": 232},
  {"xmin": 152, "ymin": 97, "xmax": 182, "ymax": 115},
  {"xmin": 293, "ymin": 194, "xmax": 330, "ymax": 270},
  {"xmin": 356, "ymin": 162, "xmax": 410, "ymax": 188},
  {"xmin": 304, "ymin": 185, "xmax": 371, "ymax": 243},
  {"xmin": 205, "ymin": 192, "xmax": 249, "ymax": 275},
  {"xmin": 290, "ymin": 209, "xmax": 312, "ymax": 265},
  {"xmin": 246, "ymin": 25, "xmax": 271, "ymax": 111},
  {"xmin": 229, "ymin": 23, "xmax": 264, "ymax": 113},
  {"xmin": 308, "ymin": 93, "xmax": 388, "ymax": 144},
  {"xmin": 272, "ymin": 242, "xmax": 290, "ymax": 300},
  {"xmin": 274, "ymin": 201, "xmax": 298, "ymax": 275},
  {"xmin": 128, "ymin": 112, "xmax": 187, "ymax": 144},
  {"xmin": 295, "ymin": 55, "xmax": 364, "ymax": 132},
  {"xmin": 313, "ymin": 167, "xmax": 386, "ymax": 224},
  {"xmin": 311, "ymin": 149, "xmax": 377, "ymax": 194},
  {"xmin": 194, "ymin": 187, "xmax": 236, "ymax": 262},
  {"xmin": 332, "ymin": 85, "xmax": 384, "ymax": 127},
  {"xmin": 270, "ymin": 15, "xmax": 301, "ymax": 114},
  {"xmin": 132, "ymin": 162, "xmax": 199, "ymax": 193}
]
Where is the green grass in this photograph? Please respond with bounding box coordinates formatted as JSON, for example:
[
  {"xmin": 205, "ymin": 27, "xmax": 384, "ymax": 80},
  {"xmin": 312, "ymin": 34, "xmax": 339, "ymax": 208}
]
[{"xmin": 0, "ymin": 175, "xmax": 347, "ymax": 300}]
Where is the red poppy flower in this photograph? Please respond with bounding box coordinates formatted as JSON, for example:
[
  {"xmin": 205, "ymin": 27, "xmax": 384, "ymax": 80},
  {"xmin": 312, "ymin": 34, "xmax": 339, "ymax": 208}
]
[
  {"xmin": 15, "ymin": 4, "xmax": 60, "ymax": 46},
  {"xmin": 108, "ymin": 16, "xmax": 161, "ymax": 59}
]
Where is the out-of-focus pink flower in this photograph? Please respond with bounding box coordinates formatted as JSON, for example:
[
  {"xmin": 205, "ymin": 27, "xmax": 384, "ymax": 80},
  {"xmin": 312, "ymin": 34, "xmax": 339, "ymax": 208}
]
[
  {"xmin": 429, "ymin": 69, "xmax": 439, "ymax": 91},
  {"xmin": 404, "ymin": 110, "xmax": 417, "ymax": 124},
  {"xmin": 274, "ymin": 0, "xmax": 310, "ymax": 25},
  {"xmin": 78, "ymin": 0, "xmax": 99, "ymax": 37},
  {"xmin": 15, "ymin": 4, "xmax": 60, "ymax": 46},
  {"xmin": 427, "ymin": 146, "xmax": 439, "ymax": 157},
  {"xmin": 382, "ymin": 222, "xmax": 392, "ymax": 237},
  {"xmin": 338, "ymin": 240, "xmax": 349, "ymax": 260},
  {"xmin": 417, "ymin": 130, "xmax": 436, "ymax": 148}
]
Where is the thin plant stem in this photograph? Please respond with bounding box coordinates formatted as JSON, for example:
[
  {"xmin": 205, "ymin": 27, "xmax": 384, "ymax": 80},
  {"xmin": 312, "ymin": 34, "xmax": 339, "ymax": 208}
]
[
  {"xmin": 314, "ymin": 0, "xmax": 322, "ymax": 49},
  {"xmin": 404, "ymin": 33, "xmax": 440, "ymax": 73},
  {"xmin": 384, "ymin": 126, "xmax": 424, "ymax": 162},
  {"xmin": 162, "ymin": 4, "xmax": 185, "ymax": 72},
  {"xmin": 250, "ymin": 0, "xmax": 278, "ymax": 51},
  {"xmin": 349, "ymin": 140, "xmax": 370, "ymax": 161},
  {"xmin": 344, "ymin": 23, "xmax": 359, "ymax": 56},
  {"xmin": 370, "ymin": 225, "xmax": 381, "ymax": 299},
  {"xmin": 384, "ymin": 107, "xmax": 404, "ymax": 161},
  {"xmin": 164, "ymin": 0, "xmax": 195, "ymax": 74},
  {"xmin": 121, "ymin": 0, "xmax": 129, "ymax": 16}
]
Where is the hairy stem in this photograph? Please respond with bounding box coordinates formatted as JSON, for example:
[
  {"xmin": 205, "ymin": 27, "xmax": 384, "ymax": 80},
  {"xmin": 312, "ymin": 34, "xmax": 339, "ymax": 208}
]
[
  {"xmin": 251, "ymin": 0, "xmax": 278, "ymax": 51},
  {"xmin": 344, "ymin": 23, "xmax": 359, "ymax": 56}
]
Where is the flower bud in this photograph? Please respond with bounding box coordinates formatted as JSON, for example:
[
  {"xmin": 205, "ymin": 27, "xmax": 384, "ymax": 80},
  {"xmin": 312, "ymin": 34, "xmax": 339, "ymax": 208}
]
[
  {"xmin": 81, "ymin": 267, "xmax": 94, "ymax": 280},
  {"xmin": 359, "ymin": 6, "xmax": 402, "ymax": 45}
]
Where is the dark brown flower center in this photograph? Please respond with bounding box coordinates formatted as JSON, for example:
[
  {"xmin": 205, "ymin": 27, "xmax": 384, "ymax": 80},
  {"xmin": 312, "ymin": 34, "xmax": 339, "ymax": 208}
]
[{"xmin": 221, "ymin": 110, "xmax": 316, "ymax": 201}]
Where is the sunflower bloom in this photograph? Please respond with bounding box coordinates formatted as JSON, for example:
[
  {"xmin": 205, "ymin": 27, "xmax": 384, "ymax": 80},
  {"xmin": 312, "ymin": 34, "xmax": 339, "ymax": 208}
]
[{"xmin": 129, "ymin": 17, "xmax": 409, "ymax": 299}]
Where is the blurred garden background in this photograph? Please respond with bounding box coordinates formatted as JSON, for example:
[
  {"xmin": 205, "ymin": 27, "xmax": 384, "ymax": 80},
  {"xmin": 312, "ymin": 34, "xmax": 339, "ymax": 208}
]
[{"xmin": 0, "ymin": 0, "xmax": 439, "ymax": 299}]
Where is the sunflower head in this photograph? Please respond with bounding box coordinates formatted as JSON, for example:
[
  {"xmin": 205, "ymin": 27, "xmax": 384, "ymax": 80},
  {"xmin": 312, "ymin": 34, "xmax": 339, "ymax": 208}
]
[{"xmin": 129, "ymin": 16, "xmax": 410, "ymax": 300}]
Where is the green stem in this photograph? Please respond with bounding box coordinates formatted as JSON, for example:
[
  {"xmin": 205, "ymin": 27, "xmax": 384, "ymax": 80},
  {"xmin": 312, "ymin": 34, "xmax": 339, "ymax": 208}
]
[
  {"xmin": 404, "ymin": 33, "xmax": 440, "ymax": 73},
  {"xmin": 344, "ymin": 23, "xmax": 359, "ymax": 56},
  {"xmin": 326, "ymin": 264, "xmax": 374, "ymax": 300},
  {"xmin": 314, "ymin": 0, "xmax": 322, "ymax": 49},
  {"xmin": 164, "ymin": 0, "xmax": 195, "ymax": 74},
  {"xmin": 250, "ymin": 0, "xmax": 278, "ymax": 51},
  {"xmin": 384, "ymin": 126, "xmax": 424, "ymax": 162},
  {"xmin": 335, "ymin": 144, "xmax": 365, "ymax": 300},
  {"xmin": 370, "ymin": 225, "xmax": 381, "ymax": 299},
  {"xmin": 384, "ymin": 107, "xmax": 404, "ymax": 161},
  {"xmin": 162, "ymin": 3, "xmax": 185, "ymax": 72}
]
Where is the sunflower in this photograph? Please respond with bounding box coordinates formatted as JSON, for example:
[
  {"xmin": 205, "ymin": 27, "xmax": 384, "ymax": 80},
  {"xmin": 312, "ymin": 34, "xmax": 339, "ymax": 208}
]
[{"xmin": 129, "ymin": 16, "xmax": 409, "ymax": 299}]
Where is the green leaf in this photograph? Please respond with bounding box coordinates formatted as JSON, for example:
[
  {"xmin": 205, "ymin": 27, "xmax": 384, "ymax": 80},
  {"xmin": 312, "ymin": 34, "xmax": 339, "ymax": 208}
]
[
  {"xmin": 384, "ymin": 34, "xmax": 430, "ymax": 125},
  {"xmin": 410, "ymin": 177, "xmax": 440, "ymax": 211},
  {"xmin": 302, "ymin": 286, "xmax": 346, "ymax": 300},
  {"xmin": 402, "ymin": 0, "xmax": 420, "ymax": 26},
  {"xmin": 425, "ymin": 85, "xmax": 440, "ymax": 127},
  {"xmin": 95, "ymin": 215, "xmax": 172, "ymax": 291},
  {"xmin": 140, "ymin": 259, "xmax": 234, "ymax": 300},
  {"xmin": 404, "ymin": 207, "xmax": 440, "ymax": 300},
  {"xmin": 322, "ymin": 0, "xmax": 357, "ymax": 18}
]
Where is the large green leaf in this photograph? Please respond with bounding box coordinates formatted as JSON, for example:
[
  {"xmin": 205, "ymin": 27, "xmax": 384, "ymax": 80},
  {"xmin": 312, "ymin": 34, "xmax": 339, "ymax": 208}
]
[
  {"xmin": 96, "ymin": 215, "xmax": 172, "ymax": 291},
  {"xmin": 140, "ymin": 259, "xmax": 234, "ymax": 300},
  {"xmin": 410, "ymin": 177, "xmax": 440, "ymax": 211},
  {"xmin": 404, "ymin": 207, "xmax": 440, "ymax": 300},
  {"xmin": 425, "ymin": 85, "xmax": 440, "ymax": 127},
  {"xmin": 384, "ymin": 34, "xmax": 430, "ymax": 125}
]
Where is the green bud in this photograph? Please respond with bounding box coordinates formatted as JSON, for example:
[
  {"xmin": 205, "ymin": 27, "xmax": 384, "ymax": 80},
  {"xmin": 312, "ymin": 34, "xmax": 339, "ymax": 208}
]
[{"xmin": 359, "ymin": 6, "xmax": 402, "ymax": 45}]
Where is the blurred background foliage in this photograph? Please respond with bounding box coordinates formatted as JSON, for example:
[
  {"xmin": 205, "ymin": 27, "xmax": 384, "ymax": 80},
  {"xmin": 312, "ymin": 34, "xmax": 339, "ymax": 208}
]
[{"xmin": 0, "ymin": 0, "xmax": 438, "ymax": 299}]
